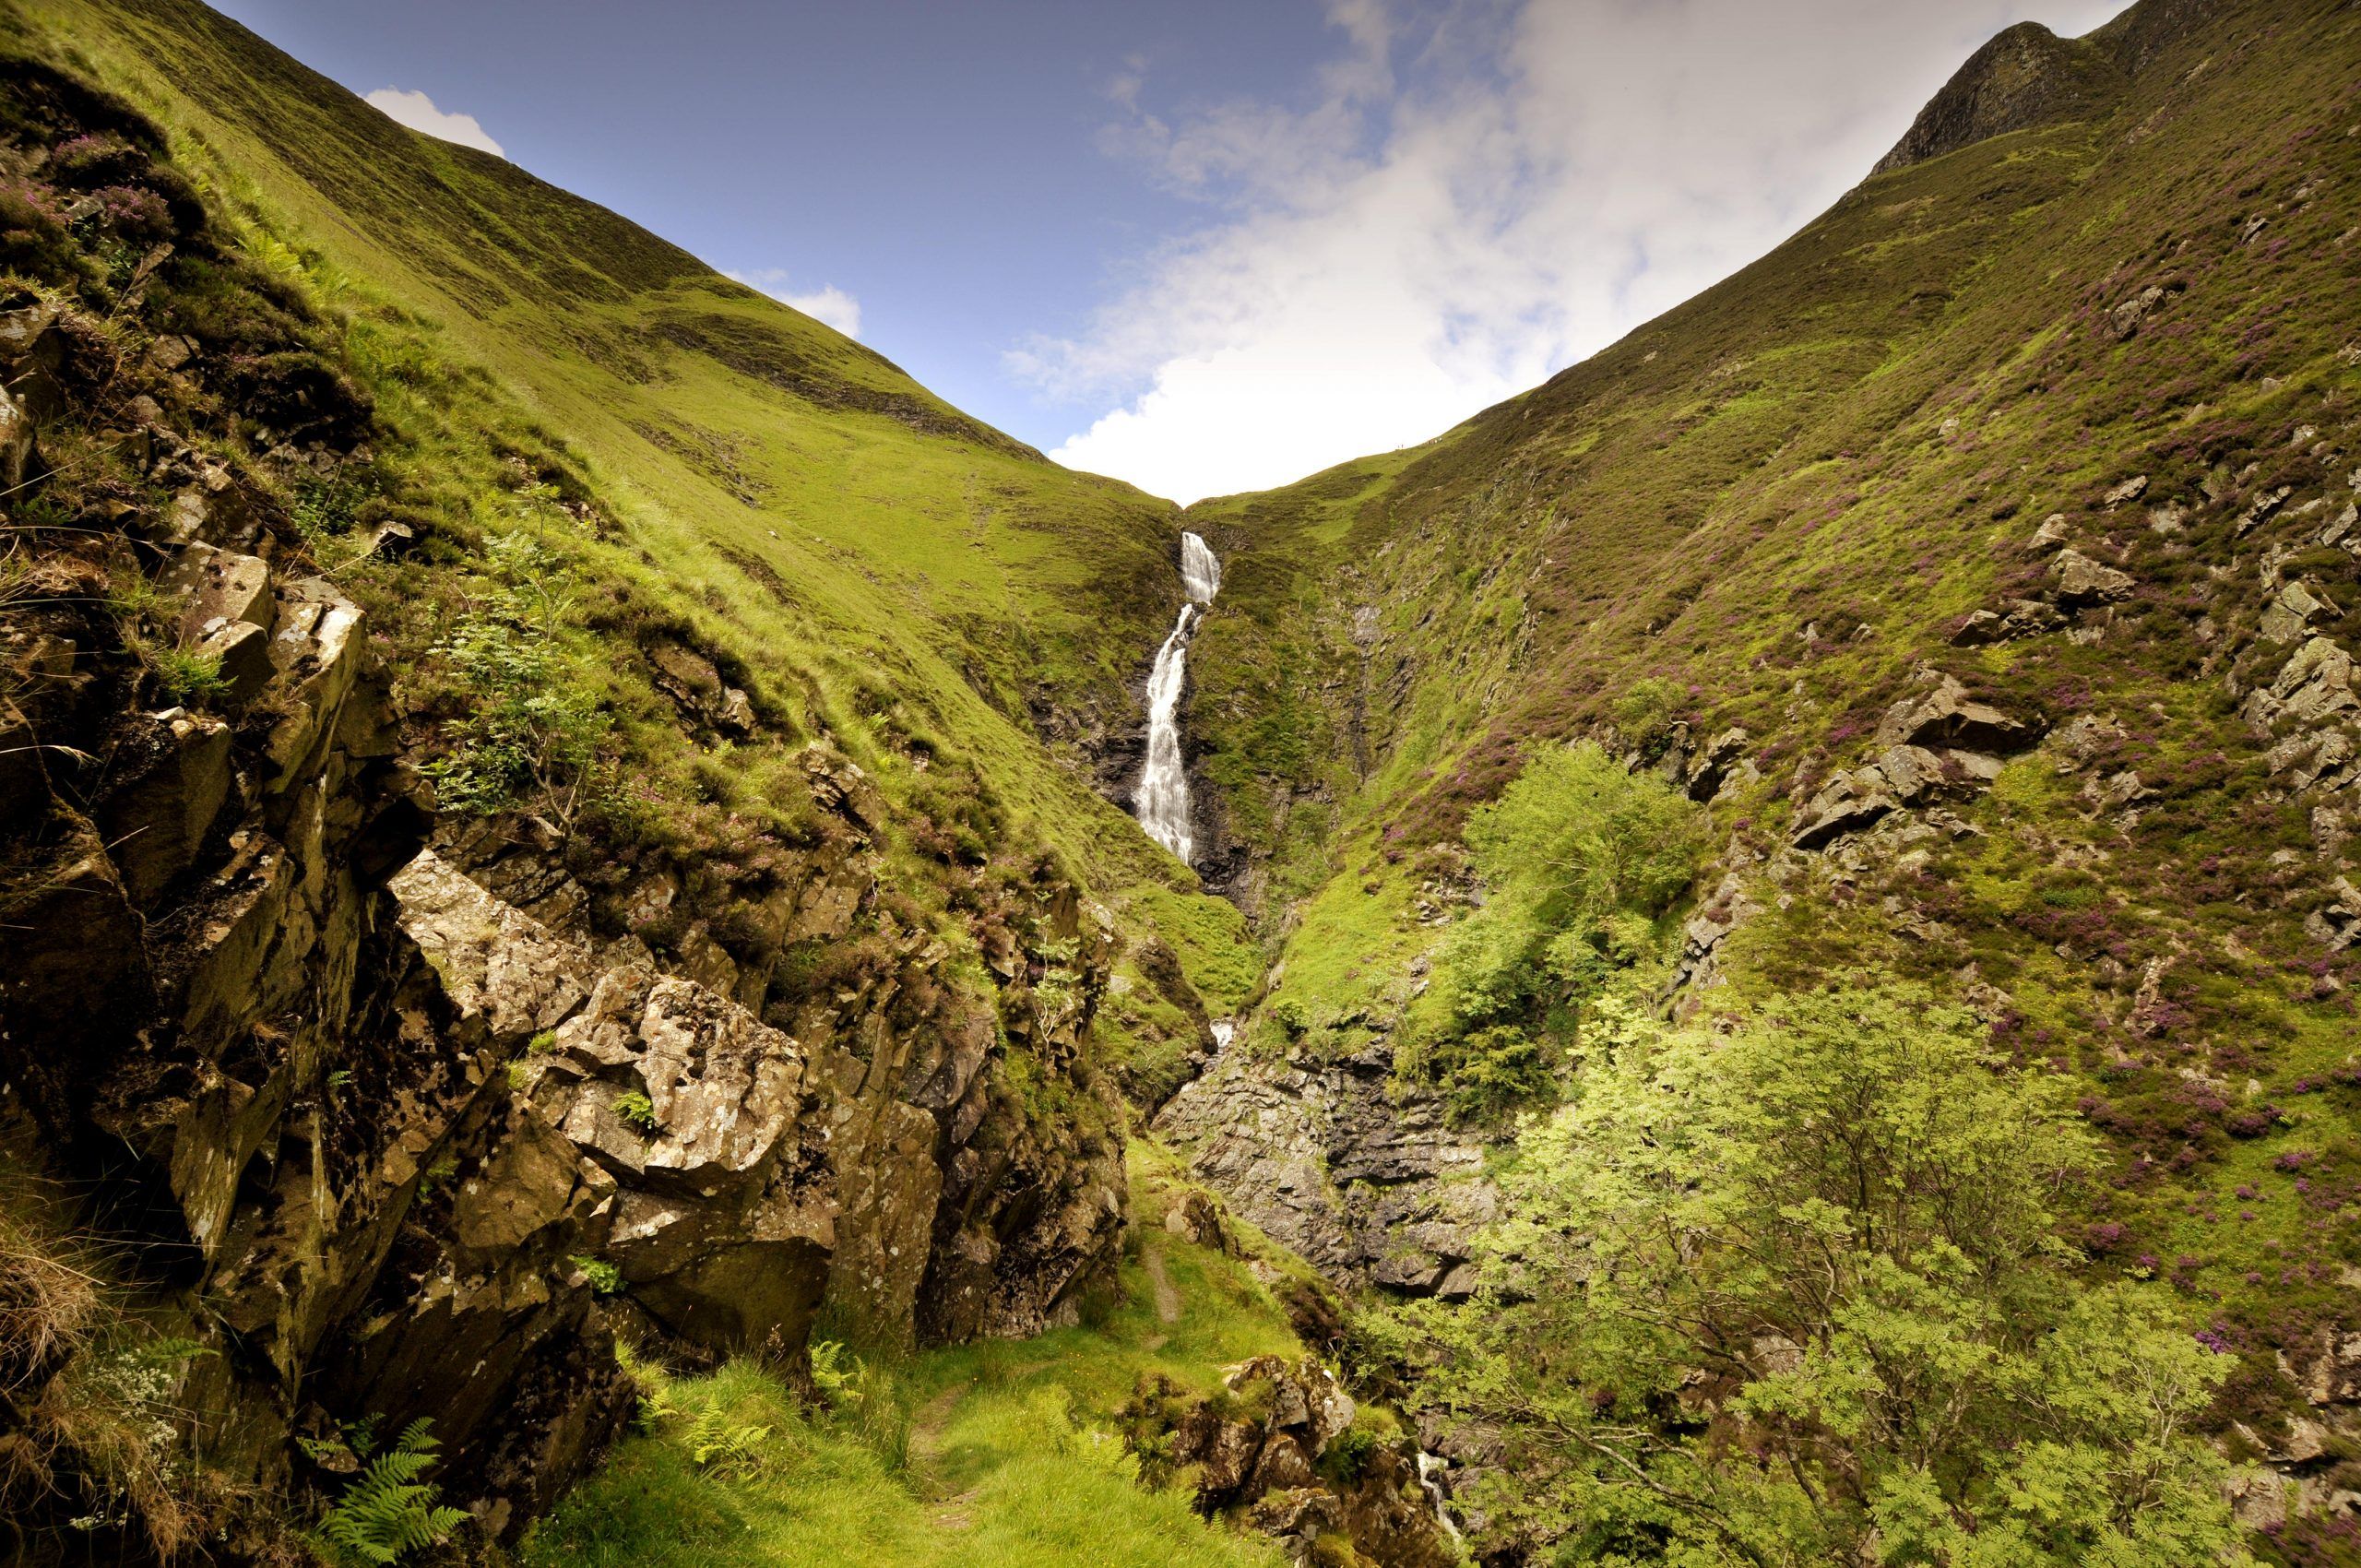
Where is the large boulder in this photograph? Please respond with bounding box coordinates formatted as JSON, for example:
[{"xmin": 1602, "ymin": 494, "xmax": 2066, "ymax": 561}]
[
  {"xmin": 390, "ymin": 849, "xmax": 839, "ymax": 1357},
  {"xmin": 1874, "ymin": 675, "xmax": 2035, "ymax": 754},
  {"xmin": 530, "ymin": 968, "xmax": 834, "ymax": 1351}
]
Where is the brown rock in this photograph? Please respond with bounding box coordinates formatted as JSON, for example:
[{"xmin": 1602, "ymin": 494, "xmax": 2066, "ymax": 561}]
[
  {"xmin": 195, "ymin": 617, "xmax": 275, "ymax": 704},
  {"xmin": 95, "ymin": 711, "xmax": 231, "ymax": 906},
  {"xmin": 1875, "ymin": 675, "xmax": 2034, "ymax": 754},
  {"xmin": 1165, "ymin": 1188, "xmax": 1237, "ymax": 1254},
  {"xmin": 160, "ymin": 542, "xmax": 275, "ymax": 639},
  {"xmin": 1793, "ymin": 770, "xmax": 1897, "ymax": 849},
  {"xmin": 2050, "ymin": 548, "xmax": 2136, "ymax": 604}
]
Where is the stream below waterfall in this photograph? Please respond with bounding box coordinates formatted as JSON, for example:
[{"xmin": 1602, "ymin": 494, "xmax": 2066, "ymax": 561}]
[{"xmin": 1133, "ymin": 531, "xmax": 1221, "ymax": 863}]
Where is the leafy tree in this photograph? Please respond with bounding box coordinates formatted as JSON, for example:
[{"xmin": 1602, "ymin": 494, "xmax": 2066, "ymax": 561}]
[
  {"xmin": 1407, "ymin": 742, "xmax": 1703, "ymax": 1116},
  {"xmin": 1380, "ymin": 988, "xmax": 2251, "ymax": 1566}
]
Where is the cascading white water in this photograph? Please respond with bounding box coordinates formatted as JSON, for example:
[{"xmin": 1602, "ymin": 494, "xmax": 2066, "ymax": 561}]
[
  {"xmin": 1179, "ymin": 529, "xmax": 1222, "ymax": 603},
  {"xmin": 1417, "ymin": 1453, "xmax": 1465, "ymax": 1545},
  {"xmin": 1133, "ymin": 531, "xmax": 1222, "ymax": 862}
]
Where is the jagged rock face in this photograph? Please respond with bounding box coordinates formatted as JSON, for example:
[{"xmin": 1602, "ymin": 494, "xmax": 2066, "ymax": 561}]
[
  {"xmin": 0, "ymin": 283, "xmax": 1124, "ymax": 1551},
  {"xmin": 1871, "ymin": 22, "xmax": 2128, "ymax": 176},
  {"xmin": 1124, "ymin": 1356, "xmax": 1455, "ymax": 1568},
  {"xmin": 1155, "ymin": 1039, "xmax": 1493, "ymax": 1300}
]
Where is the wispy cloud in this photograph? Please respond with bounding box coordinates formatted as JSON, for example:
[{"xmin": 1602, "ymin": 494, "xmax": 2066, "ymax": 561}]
[
  {"xmin": 1024, "ymin": 0, "xmax": 2121, "ymax": 505},
  {"xmin": 724, "ymin": 267, "xmax": 864, "ymax": 339},
  {"xmin": 363, "ymin": 87, "xmax": 504, "ymax": 158}
]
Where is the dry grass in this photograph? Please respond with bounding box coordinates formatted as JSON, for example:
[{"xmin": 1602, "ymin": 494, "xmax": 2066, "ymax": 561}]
[{"xmin": 0, "ymin": 1158, "xmax": 212, "ymax": 1559}]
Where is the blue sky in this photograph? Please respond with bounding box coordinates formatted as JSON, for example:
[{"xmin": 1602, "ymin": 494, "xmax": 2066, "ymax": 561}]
[{"xmin": 212, "ymin": 0, "xmax": 2127, "ymax": 503}]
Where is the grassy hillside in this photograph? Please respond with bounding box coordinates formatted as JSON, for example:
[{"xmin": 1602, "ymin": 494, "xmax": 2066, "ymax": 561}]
[
  {"xmin": 17, "ymin": 0, "xmax": 1211, "ymax": 896},
  {"xmin": 1178, "ymin": 1, "xmax": 2361, "ymax": 1558}
]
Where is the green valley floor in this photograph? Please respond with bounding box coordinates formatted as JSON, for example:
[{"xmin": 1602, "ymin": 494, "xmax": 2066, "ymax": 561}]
[{"xmin": 521, "ymin": 1148, "xmax": 1312, "ymax": 1568}]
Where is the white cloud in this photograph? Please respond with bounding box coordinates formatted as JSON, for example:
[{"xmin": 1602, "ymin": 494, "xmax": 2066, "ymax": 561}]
[
  {"xmin": 723, "ymin": 268, "xmax": 864, "ymax": 339},
  {"xmin": 363, "ymin": 87, "xmax": 504, "ymax": 158},
  {"xmin": 1026, "ymin": 0, "xmax": 2124, "ymax": 505}
]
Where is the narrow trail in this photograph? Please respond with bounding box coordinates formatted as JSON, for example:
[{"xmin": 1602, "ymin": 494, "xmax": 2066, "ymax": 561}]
[
  {"xmin": 1143, "ymin": 1243, "xmax": 1181, "ymax": 1325},
  {"xmin": 908, "ymin": 1384, "xmax": 977, "ymax": 1528}
]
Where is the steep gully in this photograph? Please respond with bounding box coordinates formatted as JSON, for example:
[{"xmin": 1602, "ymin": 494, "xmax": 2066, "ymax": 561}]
[{"xmin": 1129, "ymin": 532, "xmax": 1463, "ymax": 1551}]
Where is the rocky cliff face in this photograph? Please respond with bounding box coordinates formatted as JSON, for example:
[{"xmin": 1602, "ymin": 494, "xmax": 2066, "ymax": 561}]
[
  {"xmin": 0, "ymin": 60, "xmax": 1125, "ymax": 1558},
  {"xmin": 1155, "ymin": 1039, "xmax": 1493, "ymax": 1301}
]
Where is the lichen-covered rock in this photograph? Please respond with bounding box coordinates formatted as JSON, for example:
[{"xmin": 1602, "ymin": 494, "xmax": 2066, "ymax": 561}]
[
  {"xmin": 1874, "ymin": 674, "xmax": 2035, "ymax": 754},
  {"xmin": 1793, "ymin": 769, "xmax": 1897, "ymax": 849},
  {"xmin": 2050, "ymin": 548, "xmax": 2138, "ymax": 605},
  {"xmin": 2244, "ymin": 636, "xmax": 2358, "ymax": 733},
  {"xmin": 158, "ymin": 541, "xmax": 273, "ymax": 640},
  {"xmin": 1157, "ymin": 1039, "xmax": 1489, "ymax": 1297}
]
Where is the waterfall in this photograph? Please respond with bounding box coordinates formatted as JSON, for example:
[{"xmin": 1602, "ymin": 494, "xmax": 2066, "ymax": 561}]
[
  {"xmin": 1179, "ymin": 529, "xmax": 1222, "ymax": 602},
  {"xmin": 1133, "ymin": 531, "xmax": 1221, "ymax": 863},
  {"xmin": 1417, "ymin": 1452, "xmax": 1465, "ymax": 1545}
]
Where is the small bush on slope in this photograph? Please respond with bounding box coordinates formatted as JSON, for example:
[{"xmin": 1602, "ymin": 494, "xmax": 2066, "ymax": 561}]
[
  {"xmin": 1376, "ymin": 986, "xmax": 2250, "ymax": 1566},
  {"xmin": 1400, "ymin": 740, "xmax": 1704, "ymax": 1119}
]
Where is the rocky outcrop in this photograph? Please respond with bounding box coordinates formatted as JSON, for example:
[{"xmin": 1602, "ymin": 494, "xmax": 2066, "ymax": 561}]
[
  {"xmin": 1792, "ymin": 675, "xmax": 2035, "ymax": 851},
  {"xmin": 1871, "ymin": 22, "xmax": 2127, "ymax": 176},
  {"xmin": 1155, "ymin": 1039, "xmax": 1493, "ymax": 1300},
  {"xmin": 1123, "ymin": 1356, "xmax": 1457, "ymax": 1568}
]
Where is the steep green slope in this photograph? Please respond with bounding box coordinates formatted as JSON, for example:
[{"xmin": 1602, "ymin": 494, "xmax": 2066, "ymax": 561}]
[
  {"xmin": 1200, "ymin": 0, "xmax": 2361, "ymax": 1050},
  {"xmin": 1169, "ymin": 0, "xmax": 2361, "ymax": 1559},
  {"xmin": 21, "ymin": 0, "xmax": 1195, "ymax": 889}
]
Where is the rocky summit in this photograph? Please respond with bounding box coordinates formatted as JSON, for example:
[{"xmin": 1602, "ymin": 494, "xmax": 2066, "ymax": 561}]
[{"xmin": 4, "ymin": 1, "xmax": 2361, "ymax": 1565}]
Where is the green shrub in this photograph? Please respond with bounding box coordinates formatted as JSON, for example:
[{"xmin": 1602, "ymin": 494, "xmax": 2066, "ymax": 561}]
[
  {"xmin": 1383, "ymin": 987, "xmax": 2248, "ymax": 1565},
  {"xmin": 421, "ymin": 531, "xmax": 609, "ymax": 821},
  {"xmin": 612, "ymin": 1090, "xmax": 659, "ymax": 1134},
  {"xmin": 1405, "ymin": 741, "xmax": 1703, "ymax": 1117},
  {"xmin": 147, "ymin": 646, "xmax": 229, "ymax": 704},
  {"xmin": 571, "ymin": 1255, "xmax": 623, "ymax": 1296}
]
